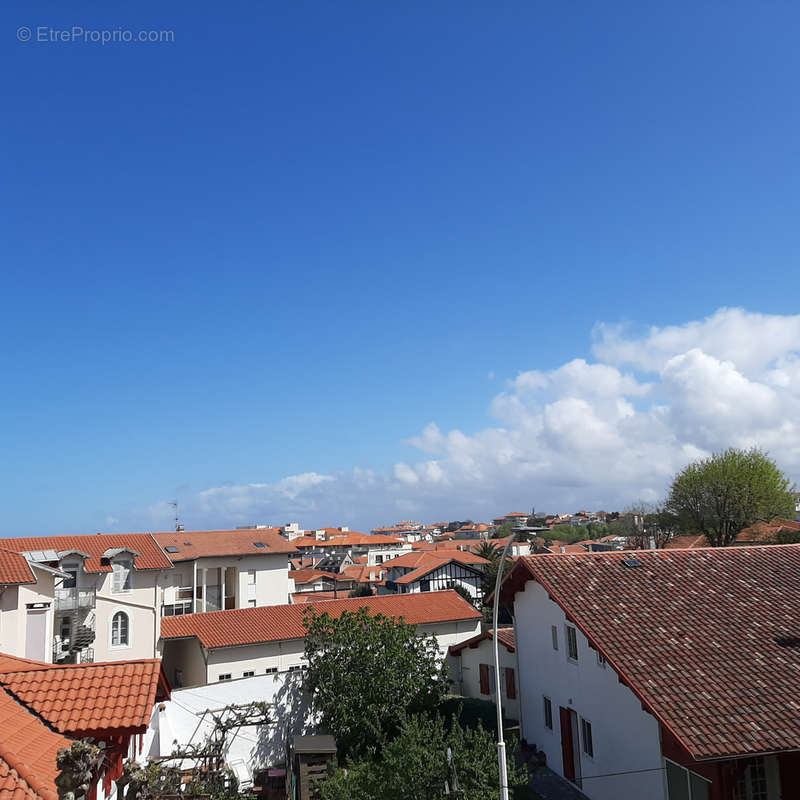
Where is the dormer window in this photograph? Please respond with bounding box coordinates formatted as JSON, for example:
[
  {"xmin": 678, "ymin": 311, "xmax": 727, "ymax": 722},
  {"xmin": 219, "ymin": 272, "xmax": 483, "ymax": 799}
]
[
  {"xmin": 61, "ymin": 563, "xmax": 78, "ymax": 589},
  {"xmin": 112, "ymin": 560, "xmax": 132, "ymax": 593}
]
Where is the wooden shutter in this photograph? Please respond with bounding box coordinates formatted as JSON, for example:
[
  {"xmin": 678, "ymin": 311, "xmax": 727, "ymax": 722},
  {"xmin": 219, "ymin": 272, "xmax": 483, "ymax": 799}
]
[
  {"xmin": 505, "ymin": 667, "xmax": 516, "ymax": 699},
  {"xmin": 479, "ymin": 663, "xmax": 490, "ymax": 695}
]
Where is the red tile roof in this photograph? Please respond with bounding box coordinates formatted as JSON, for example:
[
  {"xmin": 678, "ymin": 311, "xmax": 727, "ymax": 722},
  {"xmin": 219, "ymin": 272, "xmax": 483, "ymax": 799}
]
[
  {"xmin": 501, "ymin": 546, "xmax": 800, "ymax": 760},
  {"xmin": 449, "ymin": 627, "xmax": 515, "ymax": 656},
  {"xmin": 663, "ymin": 534, "xmax": 708, "ymax": 550},
  {"xmin": 0, "ymin": 688, "xmax": 71, "ymax": 800},
  {"xmin": 291, "ymin": 534, "xmax": 404, "ymax": 549},
  {"xmin": 0, "ymin": 659, "xmax": 169, "ymax": 736},
  {"xmin": 341, "ymin": 565, "xmax": 385, "ymax": 583},
  {"xmin": 1, "ymin": 534, "xmax": 172, "ymax": 573},
  {"xmin": 736, "ymin": 518, "xmax": 800, "ymax": 543},
  {"xmin": 162, "ymin": 590, "xmax": 481, "ymax": 649},
  {"xmin": 386, "ymin": 551, "xmax": 489, "ymax": 569},
  {"xmin": 392, "ymin": 556, "xmax": 485, "ymax": 585},
  {"xmin": 290, "ymin": 569, "xmax": 349, "ymax": 585},
  {"xmin": 153, "ymin": 528, "xmax": 297, "ymax": 560},
  {"xmin": 0, "ymin": 550, "xmax": 35, "ymax": 586}
]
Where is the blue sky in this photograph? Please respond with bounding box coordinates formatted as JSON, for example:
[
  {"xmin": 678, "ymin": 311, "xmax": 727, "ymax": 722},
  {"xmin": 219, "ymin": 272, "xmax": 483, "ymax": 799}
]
[{"xmin": 3, "ymin": 2, "xmax": 800, "ymax": 535}]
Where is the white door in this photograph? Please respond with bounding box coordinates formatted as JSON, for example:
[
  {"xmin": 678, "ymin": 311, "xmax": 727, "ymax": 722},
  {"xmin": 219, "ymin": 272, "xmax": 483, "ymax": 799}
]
[{"xmin": 25, "ymin": 608, "xmax": 48, "ymax": 661}]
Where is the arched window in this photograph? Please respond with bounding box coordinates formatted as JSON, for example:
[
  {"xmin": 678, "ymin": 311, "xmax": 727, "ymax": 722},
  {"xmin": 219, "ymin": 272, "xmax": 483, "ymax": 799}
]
[{"xmin": 111, "ymin": 611, "xmax": 129, "ymax": 647}]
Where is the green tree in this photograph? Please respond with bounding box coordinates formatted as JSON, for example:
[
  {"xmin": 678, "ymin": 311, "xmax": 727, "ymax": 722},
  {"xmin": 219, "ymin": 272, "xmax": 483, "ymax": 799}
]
[
  {"xmin": 318, "ymin": 714, "xmax": 528, "ymax": 800},
  {"xmin": 474, "ymin": 540, "xmax": 500, "ymax": 562},
  {"xmin": 666, "ymin": 448, "xmax": 796, "ymax": 547},
  {"xmin": 303, "ymin": 607, "xmax": 449, "ymax": 759}
]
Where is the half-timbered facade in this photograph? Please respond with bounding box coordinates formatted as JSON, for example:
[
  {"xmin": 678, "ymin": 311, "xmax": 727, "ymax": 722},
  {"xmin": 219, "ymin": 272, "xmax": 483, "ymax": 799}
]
[{"xmin": 379, "ymin": 551, "xmax": 488, "ymax": 602}]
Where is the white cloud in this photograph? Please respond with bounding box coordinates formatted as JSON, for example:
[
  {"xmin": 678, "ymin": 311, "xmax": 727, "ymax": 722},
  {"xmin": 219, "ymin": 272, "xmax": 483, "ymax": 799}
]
[{"xmin": 142, "ymin": 308, "xmax": 800, "ymax": 531}]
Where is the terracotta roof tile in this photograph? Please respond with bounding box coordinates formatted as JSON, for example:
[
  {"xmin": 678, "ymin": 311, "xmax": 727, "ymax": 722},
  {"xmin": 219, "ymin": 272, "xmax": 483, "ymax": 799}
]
[
  {"xmin": 153, "ymin": 529, "xmax": 297, "ymax": 560},
  {"xmin": 0, "ymin": 659, "xmax": 169, "ymax": 736},
  {"xmin": 501, "ymin": 546, "xmax": 800, "ymax": 760},
  {"xmin": 0, "ymin": 550, "xmax": 35, "ymax": 586},
  {"xmin": 1, "ymin": 534, "xmax": 171, "ymax": 573},
  {"xmin": 0, "ymin": 688, "xmax": 71, "ymax": 800},
  {"xmin": 449, "ymin": 627, "xmax": 515, "ymax": 656},
  {"xmin": 162, "ymin": 590, "xmax": 481, "ymax": 648}
]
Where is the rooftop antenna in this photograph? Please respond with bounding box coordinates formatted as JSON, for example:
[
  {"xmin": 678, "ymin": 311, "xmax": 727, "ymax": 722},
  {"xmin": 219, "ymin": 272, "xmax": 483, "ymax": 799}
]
[{"xmin": 169, "ymin": 501, "xmax": 182, "ymax": 532}]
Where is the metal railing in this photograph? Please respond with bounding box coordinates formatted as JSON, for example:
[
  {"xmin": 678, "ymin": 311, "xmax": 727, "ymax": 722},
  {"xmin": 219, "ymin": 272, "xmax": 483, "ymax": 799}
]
[{"xmin": 54, "ymin": 587, "xmax": 96, "ymax": 612}]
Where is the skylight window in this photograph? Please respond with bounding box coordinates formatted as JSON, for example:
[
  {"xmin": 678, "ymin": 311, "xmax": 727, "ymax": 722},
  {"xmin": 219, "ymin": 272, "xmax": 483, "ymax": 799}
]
[
  {"xmin": 165, "ymin": 546, "xmax": 179, "ymax": 554},
  {"xmin": 253, "ymin": 542, "xmax": 266, "ymax": 548},
  {"xmin": 622, "ymin": 558, "xmax": 641, "ymax": 568},
  {"xmin": 183, "ymin": 542, "xmax": 192, "ymax": 546}
]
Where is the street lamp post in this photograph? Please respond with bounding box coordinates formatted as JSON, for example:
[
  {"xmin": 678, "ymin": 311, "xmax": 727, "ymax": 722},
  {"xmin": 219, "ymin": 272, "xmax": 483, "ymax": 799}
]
[{"xmin": 491, "ymin": 529, "xmax": 521, "ymax": 800}]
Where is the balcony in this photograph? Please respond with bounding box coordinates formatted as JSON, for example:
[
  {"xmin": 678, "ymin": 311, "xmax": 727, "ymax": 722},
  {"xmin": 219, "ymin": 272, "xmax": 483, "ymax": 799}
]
[{"xmin": 54, "ymin": 587, "xmax": 96, "ymax": 612}]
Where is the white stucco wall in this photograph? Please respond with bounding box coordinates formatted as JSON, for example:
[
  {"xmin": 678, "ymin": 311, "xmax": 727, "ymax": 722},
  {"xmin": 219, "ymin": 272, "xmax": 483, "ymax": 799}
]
[
  {"xmin": 514, "ymin": 580, "xmax": 667, "ymax": 800},
  {"xmin": 0, "ymin": 572, "xmax": 56, "ymax": 660},
  {"xmin": 92, "ymin": 567, "xmax": 163, "ymax": 661},
  {"xmin": 447, "ymin": 636, "xmax": 520, "ymax": 721}
]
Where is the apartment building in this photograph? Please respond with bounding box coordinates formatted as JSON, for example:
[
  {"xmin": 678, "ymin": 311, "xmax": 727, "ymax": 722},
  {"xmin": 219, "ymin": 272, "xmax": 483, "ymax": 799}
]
[{"xmin": 0, "ymin": 529, "xmax": 297, "ymax": 666}]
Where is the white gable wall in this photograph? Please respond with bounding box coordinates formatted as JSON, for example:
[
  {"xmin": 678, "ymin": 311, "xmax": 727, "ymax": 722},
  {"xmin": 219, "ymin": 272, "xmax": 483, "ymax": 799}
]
[
  {"xmin": 447, "ymin": 636, "xmax": 520, "ymax": 721},
  {"xmin": 514, "ymin": 580, "xmax": 667, "ymax": 800}
]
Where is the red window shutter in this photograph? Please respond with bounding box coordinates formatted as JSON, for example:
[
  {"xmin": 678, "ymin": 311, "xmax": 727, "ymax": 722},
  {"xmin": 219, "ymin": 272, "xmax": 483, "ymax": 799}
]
[
  {"xmin": 505, "ymin": 668, "xmax": 516, "ymax": 699},
  {"xmin": 479, "ymin": 664, "xmax": 490, "ymax": 695}
]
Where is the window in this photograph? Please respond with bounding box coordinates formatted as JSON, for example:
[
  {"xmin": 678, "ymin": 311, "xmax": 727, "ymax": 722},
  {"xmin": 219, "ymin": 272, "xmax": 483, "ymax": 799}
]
[
  {"xmin": 248, "ymin": 599, "xmax": 256, "ymax": 607},
  {"xmin": 218, "ymin": 674, "xmax": 232, "ymax": 681},
  {"xmin": 419, "ymin": 579, "xmax": 431, "ymax": 592},
  {"xmin": 265, "ymin": 667, "xmax": 278, "ymax": 674},
  {"xmin": 247, "ymin": 570, "xmax": 256, "ymax": 585},
  {"xmin": 62, "ymin": 564, "xmax": 78, "ymax": 589},
  {"xmin": 543, "ymin": 697, "xmax": 553, "ymax": 730},
  {"xmin": 551, "ymin": 625, "xmax": 559, "ymax": 650},
  {"xmin": 597, "ymin": 651, "xmax": 607, "ymax": 668},
  {"xmin": 111, "ymin": 611, "xmax": 129, "ymax": 647},
  {"xmin": 505, "ymin": 668, "xmax": 516, "ymax": 700},
  {"xmin": 112, "ymin": 560, "xmax": 132, "ymax": 593},
  {"xmin": 479, "ymin": 663, "xmax": 490, "ymax": 695},
  {"xmin": 243, "ymin": 670, "xmax": 254, "ymax": 678},
  {"xmin": 375, "ymin": 555, "xmax": 383, "ymax": 563},
  {"xmin": 566, "ymin": 625, "xmax": 578, "ymax": 660},
  {"xmin": 288, "ymin": 665, "xmax": 302, "ymax": 672},
  {"xmin": 666, "ymin": 759, "xmax": 710, "ymax": 800},
  {"xmin": 580, "ymin": 717, "xmax": 594, "ymax": 758},
  {"xmin": 173, "ymin": 669, "xmax": 183, "ymax": 688}
]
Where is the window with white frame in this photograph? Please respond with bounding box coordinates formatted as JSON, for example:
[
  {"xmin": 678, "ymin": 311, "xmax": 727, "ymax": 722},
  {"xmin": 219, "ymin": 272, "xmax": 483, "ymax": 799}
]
[
  {"xmin": 218, "ymin": 673, "xmax": 232, "ymax": 681},
  {"xmin": 111, "ymin": 611, "xmax": 129, "ymax": 647},
  {"xmin": 566, "ymin": 625, "xmax": 578, "ymax": 660},
  {"xmin": 543, "ymin": 696, "xmax": 553, "ymax": 730},
  {"xmin": 265, "ymin": 667, "xmax": 278, "ymax": 674},
  {"xmin": 112, "ymin": 560, "xmax": 132, "ymax": 593},
  {"xmin": 580, "ymin": 717, "xmax": 594, "ymax": 758},
  {"xmin": 247, "ymin": 570, "xmax": 256, "ymax": 585},
  {"xmin": 243, "ymin": 670, "xmax": 254, "ymax": 678}
]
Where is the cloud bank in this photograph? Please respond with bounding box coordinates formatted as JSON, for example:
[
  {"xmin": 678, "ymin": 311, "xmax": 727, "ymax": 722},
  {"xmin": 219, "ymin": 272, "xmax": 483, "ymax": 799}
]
[{"xmin": 143, "ymin": 308, "xmax": 800, "ymax": 531}]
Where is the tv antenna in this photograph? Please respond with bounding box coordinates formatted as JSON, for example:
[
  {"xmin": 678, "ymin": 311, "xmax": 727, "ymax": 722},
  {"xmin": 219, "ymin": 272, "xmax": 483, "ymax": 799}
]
[{"xmin": 169, "ymin": 501, "xmax": 181, "ymax": 532}]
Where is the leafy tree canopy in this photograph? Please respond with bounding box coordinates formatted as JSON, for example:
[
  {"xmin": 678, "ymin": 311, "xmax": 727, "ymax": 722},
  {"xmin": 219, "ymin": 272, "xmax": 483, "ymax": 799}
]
[
  {"xmin": 303, "ymin": 607, "xmax": 449, "ymax": 759},
  {"xmin": 666, "ymin": 448, "xmax": 795, "ymax": 547},
  {"xmin": 318, "ymin": 714, "xmax": 528, "ymax": 800}
]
